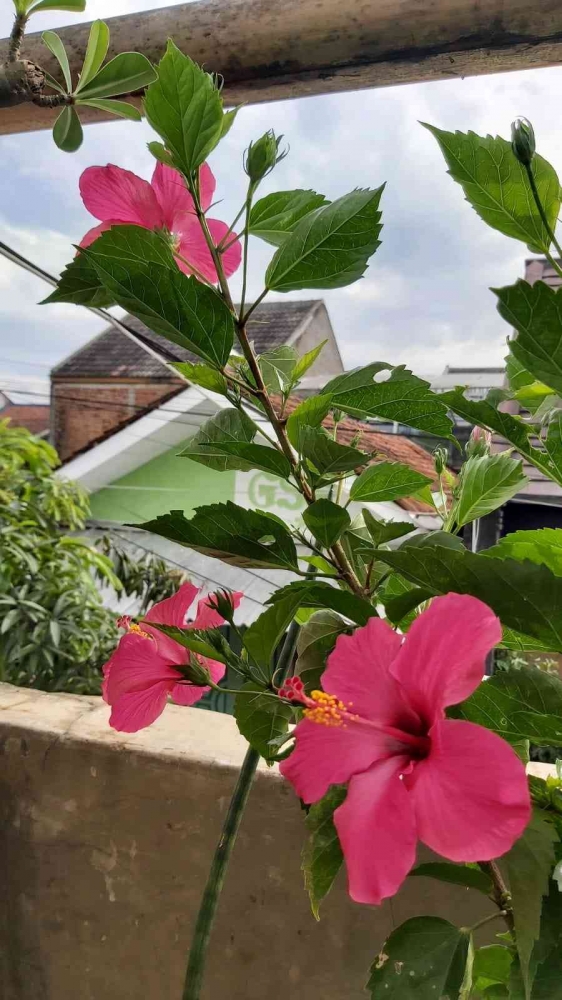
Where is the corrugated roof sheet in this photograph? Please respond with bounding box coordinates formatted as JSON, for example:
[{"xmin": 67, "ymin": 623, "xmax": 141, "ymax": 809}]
[{"xmin": 52, "ymin": 301, "xmax": 322, "ymax": 380}]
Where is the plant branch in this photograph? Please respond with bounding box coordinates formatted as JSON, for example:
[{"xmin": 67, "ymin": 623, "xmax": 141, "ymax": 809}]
[
  {"xmin": 478, "ymin": 860, "xmax": 514, "ymax": 934},
  {"xmin": 240, "ymin": 288, "xmax": 268, "ymax": 325},
  {"xmin": 9, "ymin": 12, "xmax": 27, "ymax": 63},
  {"xmin": 467, "ymin": 910, "xmax": 508, "ymax": 935}
]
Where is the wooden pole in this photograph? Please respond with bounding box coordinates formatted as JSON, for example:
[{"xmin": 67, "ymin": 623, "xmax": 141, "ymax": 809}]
[{"xmin": 1, "ymin": 0, "xmax": 562, "ymax": 135}]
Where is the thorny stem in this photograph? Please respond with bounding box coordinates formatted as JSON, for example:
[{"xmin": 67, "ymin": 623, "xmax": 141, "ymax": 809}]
[
  {"xmin": 9, "ymin": 12, "xmax": 27, "ymax": 63},
  {"xmin": 181, "ymin": 624, "xmax": 299, "ymax": 1000},
  {"xmin": 478, "ymin": 861, "xmax": 515, "ymax": 934},
  {"xmin": 524, "ymin": 163, "xmax": 562, "ymax": 278}
]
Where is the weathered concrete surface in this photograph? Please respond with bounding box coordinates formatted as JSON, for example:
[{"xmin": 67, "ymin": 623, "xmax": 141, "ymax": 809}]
[{"xmin": 0, "ymin": 683, "xmax": 497, "ymax": 1000}]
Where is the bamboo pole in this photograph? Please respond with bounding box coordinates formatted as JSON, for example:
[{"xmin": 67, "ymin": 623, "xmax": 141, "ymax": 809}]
[{"xmin": 1, "ymin": 0, "xmax": 562, "ymax": 135}]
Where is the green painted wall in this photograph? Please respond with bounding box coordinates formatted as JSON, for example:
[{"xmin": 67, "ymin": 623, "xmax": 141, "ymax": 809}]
[{"xmin": 89, "ymin": 440, "xmax": 236, "ymax": 523}]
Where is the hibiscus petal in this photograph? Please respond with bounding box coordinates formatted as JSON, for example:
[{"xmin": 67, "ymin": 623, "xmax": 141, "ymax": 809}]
[
  {"xmin": 335, "ymin": 756, "xmax": 417, "ymax": 904},
  {"xmin": 193, "ymin": 591, "xmax": 244, "ymax": 629},
  {"xmin": 390, "ymin": 594, "xmax": 501, "ymax": 723},
  {"xmin": 105, "ymin": 632, "xmax": 180, "ymax": 704},
  {"xmin": 109, "ymin": 681, "xmax": 171, "ymax": 732},
  {"xmin": 406, "ymin": 719, "xmax": 531, "ymax": 862},
  {"xmin": 151, "ymin": 162, "xmax": 196, "ymax": 230},
  {"xmin": 175, "ymin": 216, "xmax": 242, "ymax": 282},
  {"xmin": 199, "ymin": 162, "xmax": 216, "ymax": 212},
  {"xmin": 323, "ymin": 618, "xmax": 419, "ymax": 731},
  {"xmin": 171, "ymin": 681, "xmax": 210, "ymax": 706},
  {"xmin": 79, "ymin": 164, "xmax": 164, "ymax": 228},
  {"xmin": 144, "ymin": 582, "xmax": 199, "ymax": 627},
  {"xmin": 79, "ymin": 220, "xmax": 118, "ymax": 249},
  {"xmin": 280, "ymin": 717, "xmax": 398, "ymax": 804}
]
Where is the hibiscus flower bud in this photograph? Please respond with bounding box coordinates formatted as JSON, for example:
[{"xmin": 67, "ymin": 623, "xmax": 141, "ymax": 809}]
[
  {"xmin": 244, "ymin": 130, "xmax": 288, "ymax": 186},
  {"xmin": 207, "ymin": 589, "xmax": 237, "ymax": 625},
  {"xmin": 433, "ymin": 446, "xmax": 449, "ymax": 475},
  {"xmin": 467, "ymin": 425, "xmax": 492, "ymax": 458},
  {"xmin": 182, "ymin": 656, "xmax": 213, "ymax": 687},
  {"xmin": 511, "ymin": 117, "xmax": 536, "ymax": 166}
]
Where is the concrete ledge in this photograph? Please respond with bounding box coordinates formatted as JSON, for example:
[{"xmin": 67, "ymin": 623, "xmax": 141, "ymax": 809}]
[{"xmin": 0, "ymin": 684, "xmax": 509, "ymax": 999}]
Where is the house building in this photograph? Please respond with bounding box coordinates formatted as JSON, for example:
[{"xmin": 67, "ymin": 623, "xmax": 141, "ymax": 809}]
[{"xmin": 0, "ymin": 389, "xmax": 50, "ymax": 437}]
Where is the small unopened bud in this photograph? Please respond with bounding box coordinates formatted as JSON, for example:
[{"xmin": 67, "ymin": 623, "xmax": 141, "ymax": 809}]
[
  {"xmin": 181, "ymin": 655, "xmax": 212, "ymax": 687},
  {"xmin": 433, "ymin": 446, "xmax": 449, "ymax": 475},
  {"xmin": 207, "ymin": 589, "xmax": 237, "ymax": 625},
  {"xmin": 244, "ymin": 130, "xmax": 288, "ymax": 186},
  {"xmin": 467, "ymin": 425, "xmax": 492, "ymax": 458},
  {"xmin": 511, "ymin": 117, "xmax": 536, "ymax": 166}
]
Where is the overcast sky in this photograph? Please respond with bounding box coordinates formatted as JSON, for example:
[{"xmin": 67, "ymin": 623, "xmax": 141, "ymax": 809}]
[{"xmin": 2, "ymin": 0, "xmax": 562, "ymax": 404}]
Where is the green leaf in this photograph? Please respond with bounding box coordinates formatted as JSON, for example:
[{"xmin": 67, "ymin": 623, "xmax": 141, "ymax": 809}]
[
  {"xmin": 350, "ymin": 461, "xmax": 432, "ymax": 503},
  {"xmin": 77, "ymin": 52, "xmax": 157, "ymax": 100},
  {"xmin": 496, "ymin": 281, "xmax": 562, "ymax": 395},
  {"xmin": 453, "ymin": 453, "xmax": 528, "ymax": 528},
  {"xmin": 409, "ymin": 862, "xmax": 493, "ymax": 895},
  {"xmin": 286, "ymin": 395, "xmax": 333, "ymax": 450},
  {"xmin": 267, "ymin": 580, "xmax": 377, "ymax": 626},
  {"xmin": 171, "ymin": 361, "xmax": 228, "ymax": 395},
  {"xmin": 441, "ymin": 388, "xmax": 562, "ymax": 487},
  {"xmin": 322, "ymin": 364, "xmax": 454, "ymax": 438},
  {"xmin": 449, "ymin": 665, "xmax": 562, "ymax": 745},
  {"xmin": 258, "ymin": 345, "xmax": 297, "ymax": 393},
  {"xmin": 43, "ymin": 70, "xmax": 66, "ymax": 95},
  {"xmin": 75, "ymin": 20, "xmax": 109, "ymax": 94},
  {"xmin": 220, "ymin": 106, "xmax": 241, "ymax": 138},
  {"xmin": 29, "ymin": 0, "xmax": 85, "ymax": 12},
  {"xmin": 265, "ymin": 187, "xmax": 384, "ymax": 292},
  {"xmin": 76, "ymin": 98, "xmax": 142, "ymax": 121},
  {"xmin": 381, "ymin": 576, "xmax": 431, "ymax": 630},
  {"xmin": 42, "ymin": 31, "xmax": 72, "ymax": 91},
  {"xmin": 291, "ymin": 341, "xmax": 327, "ymax": 384},
  {"xmin": 472, "ymin": 946, "xmax": 513, "ymax": 991},
  {"xmin": 82, "ymin": 226, "xmax": 234, "ymax": 367},
  {"xmin": 178, "ymin": 408, "xmax": 255, "ymax": 472},
  {"xmin": 249, "ymin": 190, "xmax": 329, "ymax": 246},
  {"xmin": 52, "ymin": 105, "xmax": 83, "ymax": 153},
  {"xmin": 303, "ymin": 499, "xmax": 351, "ymax": 548},
  {"xmin": 362, "ymin": 509, "xmax": 416, "ymax": 547},
  {"xmin": 499, "ymin": 811, "xmax": 558, "ymax": 997},
  {"xmin": 148, "ymin": 624, "xmax": 228, "ymax": 664},
  {"xmin": 299, "ymin": 426, "xmax": 366, "ymax": 480},
  {"xmin": 144, "ymin": 41, "xmax": 224, "ymax": 174},
  {"xmin": 506, "ymin": 354, "xmax": 535, "ymax": 392},
  {"xmin": 528, "ymin": 882, "xmax": 562, "ymax": 999},
  {"xmin": 42, "ymin": 255, "xmax": 114, "ymax": 308},
  {"xmin": 134, "ymin": 502, "xmax": 299, "ymax": 571},
  {"xmin": 424, "ymin": 125, "xmax": 561, "ymax": 254},
  {"xmin": 234, "ymin": 682, "xmax": 293, "ymax": 759},
  {"xmin": 366, "ymin": 917, "xmax": 471, "ymax": 999},
  {"xmin": 243, "ymin": 592, "xmax": 304, "ymax": 668},
  {"xmin": 296, "ymin": 610, "xmax": 349, "ymax": 692},
  {"xmin": 200, "ymin": 442, "xmax": 293, "ymax": 479},
  {"xmin": 374, "ymin": 538, "xmax": 562, "ymax": 652},
  {"xmin": 488, "ymin": 528, "xmax": 562, "ymax": 577},
  {"xmin": 302, "ymin": 785, "xmax": 346, "ymax": 919},
  {"xmin": 147, "ymin": 141, "xmax": 175, "ymax": 167}
]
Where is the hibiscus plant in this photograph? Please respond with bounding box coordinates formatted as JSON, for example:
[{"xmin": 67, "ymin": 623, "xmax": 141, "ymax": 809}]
[{"xmin": 42, "ymin": 36, "xmax": 562, "ymax": 1000}]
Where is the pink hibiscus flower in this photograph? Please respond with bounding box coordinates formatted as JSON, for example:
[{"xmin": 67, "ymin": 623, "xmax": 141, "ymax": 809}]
[
  {"xmin": 103, "ymin": 582, "xmax": 243, "ymax": 733},
  {"xmin": 79, "ymin": 162, "xmax": 241, "ymax": 283},
  {"xmin": 279, "ymin": 593, "xmax": 530, "ymax": 905}
]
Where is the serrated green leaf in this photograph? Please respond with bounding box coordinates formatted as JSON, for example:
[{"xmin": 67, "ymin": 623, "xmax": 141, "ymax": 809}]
[
  {"xmin": 220, "ymin": 106, "xmax": 241, "ymax": 138},
  {"xmin": 286, "ymin": 394, "xmax": 333, "ymax": 450},
  {"xmin": 134, "ymin": 502, "xmax": 299, "ymax": 571},
  {"xmin": 449, "ymin": 666, "xmax": 562, "ymax": 745},
  {"xmin": 194, "ymin": 441, "xmax": 293, "ymax": 479},
  {"xmin": 234, "ymin": 682, "xmax": 293, "ymax": 759},
  {"xmin": 374, "ymin": 539, "xmax": 562, "ymax": 652},
  {"xmin": 171, "ymin": 361, "xmax": 228, "ymax": 395},
  {"xmin": 52, "ymin": 105, "xmax": 83, "ymax": 152},
  {"xmin": 302, "ymin": 785, "xmax": 346, "ymax": 919},
  {"xmin": 291, "ymin": 341, "xmax": 327, "ymax": 384},
  {"xmin": 243, "ymin": 591, "xmax": 305, "ymax": 670},
  {"xmin": 323, "ymin": 364, "xmax": 453, "ymax": 438},
  {"xmin": 147, "ymin": 141, "xmax": 175, "ymax": 166},
  {"xmin": 265, "ymin": 187, "xmax": 384, "ymax": 292},
  {"xmin": 42, "ymin": 30, "xmax": 72, "ymax": 91},
  {"xmin": 82, "ymin": 226, "xmax": 234, "ymax": 367},
  {"xmin": 528, "ymin": 881, "xmax": 562, "ymax": 999},
  {"xmin": 366, "ymin": 917, "xmax": 471, "ymax": 999},
  {"xmin": 299, "ymin": 426, "xmax": 366, "ymax": 480},
  {"xmin": 77, "ymin": 52, "xmax": 156, "ymax": 100},
  {"xmin": 249, "ymin": 189, "xmax": 329, "ymax": 246},
  {"xmin": 424, "ymin": 124, "xmax": 561, "ymax": 254},
  {"xmin": 178, "ymin": 408, "xmax": 255, "ymax": 472},
  {"xmin": 453, "ymin": 453, "xmax": 528, "ymax": 528},
  {"xmin": 144, "ymin": 41, "xmax": 224, "ymax": 174},
  {"xmin": 303, "ymin": 499, "xmax": 350, "ymax": 548},
  {"xmin": 258, "ymin": 345, "xmax": 297, "ymax": 393},
  {"xmin": 76, "ymin": 98, "xmax": 142, "ymax": 121},
  {"xmin": 362, "ymin": 509, "xmax": 416, "ymax": 547},
  {"xmin": 42, "ymin": 255, "xmax": 114, "ymax": 308},
  {"xmin": 496, "ymin": 281, "xmax": 562, "ymax": 395},
  {"xmin": 506, "ymin": 354, "xmax": 535, "ymax": 392},
  {"xmin": 409, "ymin": 862, "xmax": 493, "ymax": 895},
  {"xmin": 499, "ymin": 811, "xmax": 558, "ymax": 997},
  {"xmin": 29, "ymin": 0, "xmax": 84, "ymax": 12},
  {"xmin": 267, "ymin": 580, "xmax": 377, "ymax": 626},
  {"xmin": 350, "ymin": 461, "xmax": 432, "ymax": 503},
  {"xmin": 75, "ymin": 20, "xmax": 109, "ymax": 94},
  {"xmin": 295, "ymin": 610, "xmax": 348, "ymax": 692},
  {"xmin": 488, "ymin": 528, "xmax": 562, "ymax": 577},
  {"xmin": 472, "ymin": 945, "xmax": 513, "ymax": 991}
]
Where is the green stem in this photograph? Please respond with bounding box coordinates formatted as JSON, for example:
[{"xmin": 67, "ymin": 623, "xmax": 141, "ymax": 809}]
[
  {"xmin": 240, "ymin": 288, "xmax": 269, "ymax": 326},
  {"xmin": 524, "ymin": 163, "xmax": 562, "ymax": 275},
  {"xmin": 182, "ymin": 745, "xmax": 260, "ymax": 1000},
  {"xmin": 217, "ymin": 203, "xmax": 247, "ymax": 250},
  {"xmin": 467, "ymin": 910, "xmax": 508, "ymax": 935},
  {"xmin": 478, "ymin": 861, "xmax": 514, "ymax": 934}
]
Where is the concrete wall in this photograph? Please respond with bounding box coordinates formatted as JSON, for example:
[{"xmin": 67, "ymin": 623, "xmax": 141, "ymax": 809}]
[{"xmin": 0, "ymin": 684, "xmax": 497, "ymax": 1000}]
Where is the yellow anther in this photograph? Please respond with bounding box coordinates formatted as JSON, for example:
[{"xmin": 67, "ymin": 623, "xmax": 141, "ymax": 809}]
[
  {"xmin": 304, "ymin": 689, "xmax": 348, "ymax": 728},
  {"xmin": 128, "ymin": 622, "xmax": 152, "ymax": 640}
]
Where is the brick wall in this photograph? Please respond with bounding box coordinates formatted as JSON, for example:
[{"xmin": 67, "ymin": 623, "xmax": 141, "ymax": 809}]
[{"xmin": 52, "ymin": 380, "xmax": 182, "ymax": 462}]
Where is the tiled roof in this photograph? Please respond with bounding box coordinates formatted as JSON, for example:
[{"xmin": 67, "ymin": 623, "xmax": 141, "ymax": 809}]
[
  {"xmin": 52, "ymin": 301, "xmax": 322, "ymax": 380},
  {"xmin": 1, "ymin": 404, "xmax": 50, "ymax": 436}
]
